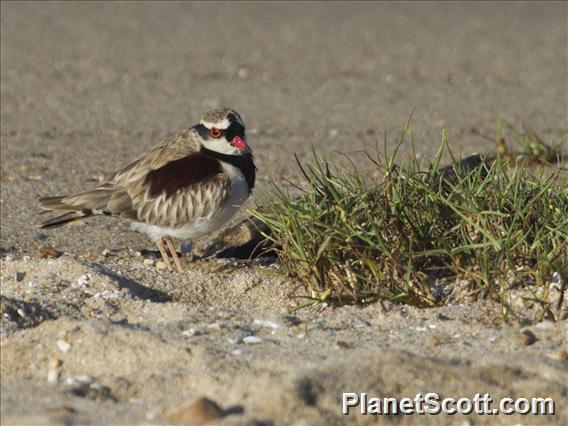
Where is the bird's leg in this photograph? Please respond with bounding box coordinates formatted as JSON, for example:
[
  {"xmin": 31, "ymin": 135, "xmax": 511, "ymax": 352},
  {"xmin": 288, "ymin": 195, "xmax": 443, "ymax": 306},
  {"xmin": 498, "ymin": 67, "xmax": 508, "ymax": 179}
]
[
  {"xmin": 165, "ymin": 236, "xmax": 184, "ymax": 273},
  {"xmin": 156, "ymin": 237, "xmax": 173, "ymax": 271}
]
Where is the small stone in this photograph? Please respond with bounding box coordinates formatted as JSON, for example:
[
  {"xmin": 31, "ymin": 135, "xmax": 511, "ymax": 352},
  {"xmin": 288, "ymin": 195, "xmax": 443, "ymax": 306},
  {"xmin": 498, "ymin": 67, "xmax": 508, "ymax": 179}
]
[
  {"xmin": 353, "ymin": 318, "xmax": 369, "ymax": 328},
  {"xmin": 182, "ymin": 328, "xmax": 197, "ymax": 337},
  {"xmin": 48, "ymin": 357, "xmax": 62, "ymax": 369},
  {"xmin": 156, "ymin": 261, "xmax": 168, "ymax": 271},
  {"xmin": 101, "ymin": 249, "xmax": 111, "ymax": 257},
  {"xmin": 254, "ymin": 319, "xmax": 283, "ymax": 330},
  {"xmin": 56, "ymin": 339, "xmax": 71, "ymax": 353},
  {"xmin": 547, "ymin": 350, "xmax": 568, "ymax": 363},
  {"xmin": 35, "ymin": 245, "xmax": 62, "ymax": 259},
  {"xmin": 47, "ymin": 368, "xmax": 60, "ymax": 384},
  {"xmin": 76, "ymin": 274, "xmax": 90, "ymax": 286},
  {"xmin": 328, "ymin": 129, "xmax": 339, "ymax": 139},
  {"xmin": 143, "ymin": 258, "xmax": 155, "ymax": 267},
  {"xmin": 243, "ymin": 335, "xmax": 264, "ymax": 344},
  {"xmin": 46, "ymin": 406, "xmax": 76, "ymax": 414},
  {"xmin": 16, "ymin": 308, "xmax": 27, "ymax": 318},
  {"xmin": 164, "ymin": 397, "xmax": 225, "ymax": 425},
  {"xmin": 237, "ymin": 66, "xmax": 250, "ymax": 79},
  {"xmin": 550, "ymin": 271, "xmax": 562, "ymax": 290},
  {"xmin": 425, "ymin": 335, "xmax": 442, "ymax": 347},
  {"xmin": 15, "ymin": 272, "xmax": 25, "ymax": 282},
  {"xmin": 335, "ymin": 340, "xmax": 352, "ymax": 350},
  {"xmin": 503, "ymin": 327, "xmax": 537, "ymax": 346},
  {"xmin": 4, "ymin": 254, "xmax": 15, "ymax": 261}
]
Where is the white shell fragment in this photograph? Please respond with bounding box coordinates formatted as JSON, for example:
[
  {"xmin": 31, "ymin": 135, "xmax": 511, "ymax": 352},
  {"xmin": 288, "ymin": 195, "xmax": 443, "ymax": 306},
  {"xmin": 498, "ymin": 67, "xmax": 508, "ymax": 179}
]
[
  {"xmin": 56, "ymin": 339, "xmax": 71, "ymax": 353},
  {"xmin": 254, "ymin": 319, "xmax": 283, "ymax": 330},
  {"xmin": 243, "ymin": 336, "xmax": 264, "ymax": 344}
]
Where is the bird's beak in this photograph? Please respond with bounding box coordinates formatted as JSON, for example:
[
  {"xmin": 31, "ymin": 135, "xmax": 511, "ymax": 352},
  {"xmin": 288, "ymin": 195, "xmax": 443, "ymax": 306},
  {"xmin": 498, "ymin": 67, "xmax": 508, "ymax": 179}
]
[{"xmin": 230, "ymin": 135, "xmax": 248, "ymax": 151}]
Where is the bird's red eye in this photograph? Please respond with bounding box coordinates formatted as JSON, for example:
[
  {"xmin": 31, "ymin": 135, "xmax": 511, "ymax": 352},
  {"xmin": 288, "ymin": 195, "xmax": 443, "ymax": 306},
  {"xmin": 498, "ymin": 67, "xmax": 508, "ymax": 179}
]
[{"xmin": 209, "ymin": 128, "xmax": 223, "ymax": 138}]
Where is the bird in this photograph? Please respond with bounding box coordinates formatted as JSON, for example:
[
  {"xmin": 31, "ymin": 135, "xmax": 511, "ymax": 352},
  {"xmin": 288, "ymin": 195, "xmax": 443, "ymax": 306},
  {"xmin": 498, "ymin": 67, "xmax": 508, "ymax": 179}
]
[{"xmin": 38, "ymin": 107, "xmax": 256, "ymax": 272}]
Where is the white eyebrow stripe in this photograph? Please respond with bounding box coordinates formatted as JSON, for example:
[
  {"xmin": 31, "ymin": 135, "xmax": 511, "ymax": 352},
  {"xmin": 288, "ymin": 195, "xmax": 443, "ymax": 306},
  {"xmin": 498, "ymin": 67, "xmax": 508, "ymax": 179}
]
[{"xmin": 201, "ymin": 117, "xmax": 231, "ymax": 129}]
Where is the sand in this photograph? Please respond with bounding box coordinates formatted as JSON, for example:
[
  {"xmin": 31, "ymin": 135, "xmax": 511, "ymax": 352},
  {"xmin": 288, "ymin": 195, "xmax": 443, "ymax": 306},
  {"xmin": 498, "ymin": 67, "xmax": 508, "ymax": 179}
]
[{"xmin": 1, "ymin": 2, "xmax": 567, "ymax": 425}]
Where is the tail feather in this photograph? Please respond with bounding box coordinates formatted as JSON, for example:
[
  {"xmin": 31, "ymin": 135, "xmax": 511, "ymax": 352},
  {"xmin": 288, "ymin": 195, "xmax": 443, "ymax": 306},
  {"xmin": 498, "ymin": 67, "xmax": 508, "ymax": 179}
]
[
  {"xmin": 39, "ymin": 195, "xmax": 71, "ymax": 211},
  {"xmin": 39, "ymin": 211, "xmax": 92, "ymax": 229},
  {"xmin": 38, "ymin": 188, "xmax": 117, "ymax": 229}
]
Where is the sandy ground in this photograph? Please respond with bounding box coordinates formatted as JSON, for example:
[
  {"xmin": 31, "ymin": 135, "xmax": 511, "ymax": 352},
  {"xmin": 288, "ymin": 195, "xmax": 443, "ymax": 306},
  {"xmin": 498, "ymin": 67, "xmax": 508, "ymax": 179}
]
[{"xmin": 1, "ymin": 2, "xmax": 567, "ymax": 425}]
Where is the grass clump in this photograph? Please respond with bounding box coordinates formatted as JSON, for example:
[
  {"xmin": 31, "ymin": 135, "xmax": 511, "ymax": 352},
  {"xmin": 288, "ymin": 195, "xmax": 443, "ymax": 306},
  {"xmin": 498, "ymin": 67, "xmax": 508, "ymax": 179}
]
[{"xmin": 252, "ymin": 124, "xmax": 567, "ymax": 320}]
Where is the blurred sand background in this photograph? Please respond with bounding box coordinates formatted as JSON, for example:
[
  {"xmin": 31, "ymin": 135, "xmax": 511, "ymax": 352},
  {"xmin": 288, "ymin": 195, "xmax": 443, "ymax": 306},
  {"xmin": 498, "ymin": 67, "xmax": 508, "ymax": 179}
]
[{"xmin": 1, "ymin": 2, "xmax": 567, "ymax": 425}]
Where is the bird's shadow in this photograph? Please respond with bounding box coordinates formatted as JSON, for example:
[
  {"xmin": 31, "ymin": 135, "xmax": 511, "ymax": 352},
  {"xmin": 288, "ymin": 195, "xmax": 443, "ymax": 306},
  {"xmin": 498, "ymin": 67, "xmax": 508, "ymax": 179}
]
[{"xmin": 90, "ymin": 263, "xmax": 171, "ymax": 303}]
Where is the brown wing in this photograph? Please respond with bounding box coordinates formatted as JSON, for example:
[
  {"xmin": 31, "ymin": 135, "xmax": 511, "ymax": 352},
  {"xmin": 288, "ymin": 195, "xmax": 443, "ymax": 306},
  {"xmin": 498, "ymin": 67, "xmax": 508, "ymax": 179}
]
[
  {"xmin": 127, "ymin": 150, "xmax": 232, "ymax": 227},
  {"xmin": 109, "ymin": 130, "xmax": 202, "ymax": 187}
]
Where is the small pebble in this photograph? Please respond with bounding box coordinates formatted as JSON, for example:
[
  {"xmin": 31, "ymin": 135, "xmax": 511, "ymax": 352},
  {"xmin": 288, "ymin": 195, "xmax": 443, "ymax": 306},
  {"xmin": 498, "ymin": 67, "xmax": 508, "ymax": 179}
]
[
  {"xmin": 46, "ymin": 406, "xmax": 76, "ymax": 414},
  {"xmin": 64, "ymin": 375, "xmax": 94, "ymax": 386},
  {"xmin": 547, "ymin": 350, "xmax": 568, "ymax": 363},
  {"xmin": 4, "ymin": 254, "xmax": 15, "ymax": 261},
  {"xmin": 503, "ymin": 327, "xmax": 537, "ymax": 346},
  {"xmin": 335, "ymin": 340, "xmax": 352, "ymax": 350},
  {"xmin": 425, "ymin": 335, "xmax": 442, "ymax": 347},
  {"xmin": 35, "ymin": 245, "xmax": 62, "ymax": 259},
  {"xmin": 143, "ymin": 258, "xmax": 155, "ymax": 267},
  {"xmin": 76, "ymin": 274, "xmax": 90, "ymax": 286},
  {"xmin": 551, "ymin": 271, "xmax": 562, "ymax": 290},
  {"xmin": 101, "ymin": 249, "xmax": 111, "ymax": 257},
  {"xmin": 15, "ymin": 272, "xmax": 25, "ymax": 282},
  {"xmin": 164, "ymin": 397, "xmax": 225, "ymax": 425},
  {"xmin": 156, "ymin": 261, "xmax": 168, "ymax": 271},
  {"xmin": 48, "ymin": 357, "xmax": 62, "ymax": 369},
  {"xmin": 328, "ymin": 129, "xmax": 339, "ymax": 138},
  {"xmin": 254, "ymin": 319, "xmax": 283, "ymax": 330},
  {"xmin": 353, "ymin": 319, "xmax": 369, "ymax": 328},
  {"xmin": 56, "ymin": 339, "xmax": 71, "ymax": 353},
  {"xmin": 16, "ymin": 308, "xmax": 27, "ymax": 318},
  {"xmin": 47, "ymin": 368, "xmax": 60, "ymax": 384},
  {"xmin": 243, "ymin": 336, "xmax": 264, "ymax": 344},
  {"xmin": 237, "ymin": 66, "xmax": 250, "ymax": 79},
  {"xmin": 182, "ymin": 328, "xmax": 197, "ymax": 337}
]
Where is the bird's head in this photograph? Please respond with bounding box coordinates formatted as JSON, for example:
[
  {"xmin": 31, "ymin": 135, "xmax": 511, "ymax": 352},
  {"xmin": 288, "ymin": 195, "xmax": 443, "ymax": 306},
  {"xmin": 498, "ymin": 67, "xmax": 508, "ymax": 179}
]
[{"xmin": 194, "ymin": 107, "xmax": 251, "ymax": 156}]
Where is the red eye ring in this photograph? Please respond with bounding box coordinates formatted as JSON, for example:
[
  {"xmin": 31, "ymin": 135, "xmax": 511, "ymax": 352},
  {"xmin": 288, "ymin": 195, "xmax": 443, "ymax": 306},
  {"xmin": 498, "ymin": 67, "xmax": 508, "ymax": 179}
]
[{"xmin": 209, "ymin": 128, "xmax": 223, "ymax": 138}]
